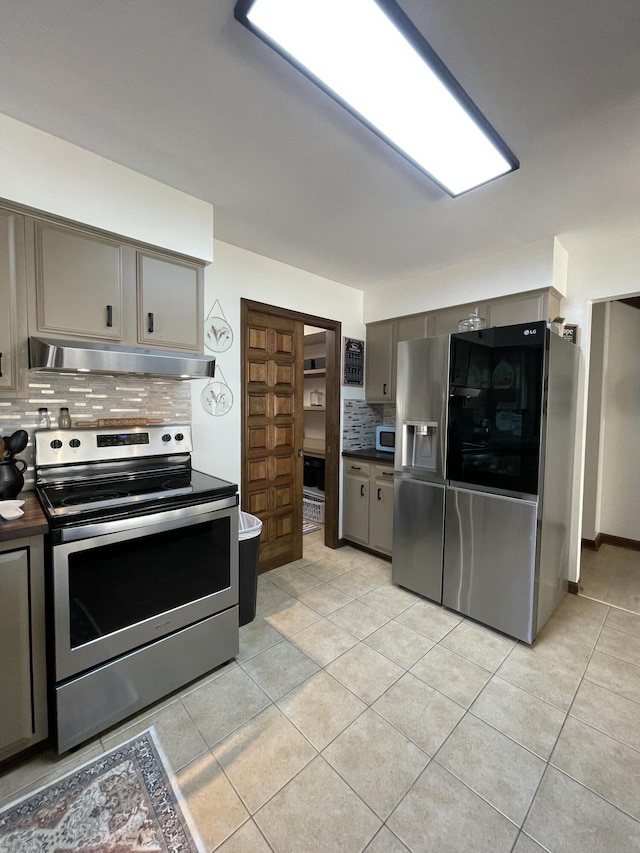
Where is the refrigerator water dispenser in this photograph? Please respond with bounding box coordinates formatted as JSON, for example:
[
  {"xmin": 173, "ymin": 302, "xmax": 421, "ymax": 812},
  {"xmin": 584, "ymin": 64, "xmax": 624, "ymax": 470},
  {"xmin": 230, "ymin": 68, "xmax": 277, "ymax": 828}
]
[{"xmin": 402, "ymin": 421, "xmax": 438, "ymax": 471}]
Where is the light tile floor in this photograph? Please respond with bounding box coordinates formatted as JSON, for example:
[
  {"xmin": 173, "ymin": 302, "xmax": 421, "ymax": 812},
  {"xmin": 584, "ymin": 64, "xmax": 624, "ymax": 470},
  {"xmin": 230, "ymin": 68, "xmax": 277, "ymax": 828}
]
[
  {"xmin": 580, "ymin": 543, "xmax": 640, "ymax": 614},
  {"xmin": 2, "ymin": 531, "xmax": 640, "ymax": 851}
]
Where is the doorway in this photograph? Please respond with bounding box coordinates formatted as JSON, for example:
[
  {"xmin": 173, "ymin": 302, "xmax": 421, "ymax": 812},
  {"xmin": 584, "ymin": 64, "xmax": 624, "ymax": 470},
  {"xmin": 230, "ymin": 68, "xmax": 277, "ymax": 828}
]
[
  {"xmin": 241, "ymin": 299, "xmax": 341, "ymax": 573},
  {"xmin": 579, "ymin": 296, "xmax": 640, "ymax": 614}
]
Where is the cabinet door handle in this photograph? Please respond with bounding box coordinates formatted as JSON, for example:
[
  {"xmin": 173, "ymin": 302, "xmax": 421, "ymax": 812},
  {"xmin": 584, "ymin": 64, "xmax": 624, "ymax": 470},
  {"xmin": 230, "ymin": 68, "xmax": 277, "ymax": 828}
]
[
  {"xmin": 377, "ymin": 488, "xmax": 382, "ymax": 500},
  {"xmin": 360, "ymin": 484, "xmax": 365, "ymax": 497},
  {"xmin": 147, "ymin": 312, "xmax": 154, "ymax": 333},
  {"xmin": 351, "ymin": 465, "xmax": 361, "ymax": 471},
  {"xmin": 0, "ymin": 351, "xmax": 3, "ymax": 378},
  {"xmin": 383, "ymin": 383, "xmax": 387, "ymax": 396},
  {"xmin": 106, "ymin": 305, "xmax": 113, "ymax": 327}
]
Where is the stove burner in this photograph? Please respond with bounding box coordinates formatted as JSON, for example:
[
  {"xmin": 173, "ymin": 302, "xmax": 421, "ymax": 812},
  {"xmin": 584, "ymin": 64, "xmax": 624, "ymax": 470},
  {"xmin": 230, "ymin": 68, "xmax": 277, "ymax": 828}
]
[
  {"xmin": 61, "ymin": 490, "xmax": 130, "ymax": 506},
  {"xmin": 163, "ymin": 477, "xmax": 189, "ymax": 490}
]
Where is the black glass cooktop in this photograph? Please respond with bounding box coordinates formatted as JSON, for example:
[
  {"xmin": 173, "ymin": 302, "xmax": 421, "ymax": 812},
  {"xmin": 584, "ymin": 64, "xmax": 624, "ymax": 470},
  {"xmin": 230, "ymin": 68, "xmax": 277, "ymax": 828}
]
[{"xmin": 38, "ymin": 468, "xmax": 238, "ymax": 524}]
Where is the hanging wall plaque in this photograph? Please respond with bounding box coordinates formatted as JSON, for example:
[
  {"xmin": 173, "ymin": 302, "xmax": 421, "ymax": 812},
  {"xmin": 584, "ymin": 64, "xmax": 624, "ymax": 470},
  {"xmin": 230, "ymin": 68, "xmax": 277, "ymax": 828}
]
[
  {"xmin": 204, "ymin": 299, "xmax": 233, "ymax": 353},
  {"xmin": 343, "ymin": 337, "xmax": 364, "ymax": 386},
  {"xmin": 201, "ymin": 365, "xmax": 233, "ymax": 417}
]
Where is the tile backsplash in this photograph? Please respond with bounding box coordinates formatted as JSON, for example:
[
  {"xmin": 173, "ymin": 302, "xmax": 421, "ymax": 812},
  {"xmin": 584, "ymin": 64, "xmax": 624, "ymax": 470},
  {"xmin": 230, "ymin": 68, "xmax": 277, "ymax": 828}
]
[
  {"xmin": 342, "ymin": 400, "xmax": 396, "ymax": 451},
  {"xmin": 1, "ymin": 374, "xmax": 191, "ymax": 489}
]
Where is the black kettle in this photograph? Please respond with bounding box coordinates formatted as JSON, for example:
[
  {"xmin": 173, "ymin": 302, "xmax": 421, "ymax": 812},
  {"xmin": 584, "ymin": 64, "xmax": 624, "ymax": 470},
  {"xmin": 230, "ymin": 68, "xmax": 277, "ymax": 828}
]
[{"xmin": 0, "ymin": 458, "xmax": 27, "ymax": 500}]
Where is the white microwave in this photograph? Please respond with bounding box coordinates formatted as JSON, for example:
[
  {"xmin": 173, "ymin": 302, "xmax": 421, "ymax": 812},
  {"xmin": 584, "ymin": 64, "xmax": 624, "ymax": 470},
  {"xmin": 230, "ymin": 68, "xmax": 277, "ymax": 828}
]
[{"xmin": 375, "ymin": 425, "xmax": 396, "ymax": 453}]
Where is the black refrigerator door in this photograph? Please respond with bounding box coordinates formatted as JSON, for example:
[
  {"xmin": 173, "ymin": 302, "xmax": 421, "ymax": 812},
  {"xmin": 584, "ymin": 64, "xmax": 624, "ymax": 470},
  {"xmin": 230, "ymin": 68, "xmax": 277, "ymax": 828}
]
[{"xmin": 447, "ymin": 322, "xmax": 546, "ymax": 497}]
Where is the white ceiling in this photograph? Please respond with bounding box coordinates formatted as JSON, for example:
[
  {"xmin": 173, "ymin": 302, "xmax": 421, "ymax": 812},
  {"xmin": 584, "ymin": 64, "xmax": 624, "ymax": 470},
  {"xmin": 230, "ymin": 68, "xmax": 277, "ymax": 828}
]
[{"xmin": 1, "ymin": 0, "xmax": 639, "ymax": 290}]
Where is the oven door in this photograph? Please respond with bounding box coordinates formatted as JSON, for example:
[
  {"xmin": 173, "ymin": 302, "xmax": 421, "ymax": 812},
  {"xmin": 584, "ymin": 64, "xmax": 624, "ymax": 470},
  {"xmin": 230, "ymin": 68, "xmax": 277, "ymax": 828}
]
[{"xmin": 52, "ymin": 498, "xmax": 238, "ymax": 681}]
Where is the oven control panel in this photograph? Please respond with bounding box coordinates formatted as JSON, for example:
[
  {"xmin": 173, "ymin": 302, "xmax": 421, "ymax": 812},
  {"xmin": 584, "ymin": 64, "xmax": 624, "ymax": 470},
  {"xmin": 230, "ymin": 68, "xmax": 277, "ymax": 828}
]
[
  {"xmin": 35, "ymin": 425, "xmax": 193, "ymax": 466},
  {"xmin": 97, "ymin": 432, "xmax": 150, "ymax": 447}
]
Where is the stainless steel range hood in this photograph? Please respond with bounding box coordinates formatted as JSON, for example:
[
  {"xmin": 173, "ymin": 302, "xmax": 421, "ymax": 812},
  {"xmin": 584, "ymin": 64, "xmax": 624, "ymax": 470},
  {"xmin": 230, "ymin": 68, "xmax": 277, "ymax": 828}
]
[{"xmin": 29, "ymin": 337, "xmax": 216, "ymax": 380}]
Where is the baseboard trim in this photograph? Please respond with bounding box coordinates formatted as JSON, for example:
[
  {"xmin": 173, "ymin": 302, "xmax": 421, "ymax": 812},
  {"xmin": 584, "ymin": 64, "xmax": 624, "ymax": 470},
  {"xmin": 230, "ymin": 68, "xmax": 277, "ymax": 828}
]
[
  {"xmin": 568, "ymin": 580, "xmax": 580, "ymax": 595},
  {"xmin": 342, "ymin": 538, "xmax": 392, "ymax": 562},
  {"xmin": 600, "ymin": 533, "xmax": 640, "ymax": 552},
  {"xmin": 582, "ymin": 534, "xmax": 602, "ymax": 551},
  {"xmin": 582, "ymin": 533, "xmax": 640, "ymax": 552}
]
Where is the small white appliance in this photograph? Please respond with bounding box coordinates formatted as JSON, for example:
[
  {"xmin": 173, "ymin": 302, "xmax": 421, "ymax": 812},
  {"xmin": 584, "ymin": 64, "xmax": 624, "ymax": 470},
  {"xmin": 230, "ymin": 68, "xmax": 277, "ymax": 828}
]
[{"xmin": 375, "ymin": 425, "xmax": 396, "ymax": 453}]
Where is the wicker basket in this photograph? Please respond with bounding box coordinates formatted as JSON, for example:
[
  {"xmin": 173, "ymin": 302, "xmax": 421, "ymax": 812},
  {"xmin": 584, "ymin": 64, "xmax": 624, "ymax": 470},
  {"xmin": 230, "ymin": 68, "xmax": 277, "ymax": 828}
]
[{"xmin": 303, "ymin": 490, "xmax": 325, "ymax": 523}]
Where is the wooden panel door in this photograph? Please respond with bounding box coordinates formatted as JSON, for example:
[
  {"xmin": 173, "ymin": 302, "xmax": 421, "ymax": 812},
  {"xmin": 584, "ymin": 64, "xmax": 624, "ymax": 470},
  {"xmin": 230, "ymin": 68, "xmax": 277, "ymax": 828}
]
[{"xmin": 243, "ymin": 308, "xmax": 304, "ymax": 572}]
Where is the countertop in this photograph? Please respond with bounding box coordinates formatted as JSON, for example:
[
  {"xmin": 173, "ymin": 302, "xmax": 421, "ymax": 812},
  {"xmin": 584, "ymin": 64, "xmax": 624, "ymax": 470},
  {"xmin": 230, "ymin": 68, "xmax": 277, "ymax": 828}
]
[
  {"xmin": 342, "ymin": 448, "xmax": 396, "ymax": 464},
  {"xmin": 0, "ymin": 492, "xmax": 49, "ymax": 543}
]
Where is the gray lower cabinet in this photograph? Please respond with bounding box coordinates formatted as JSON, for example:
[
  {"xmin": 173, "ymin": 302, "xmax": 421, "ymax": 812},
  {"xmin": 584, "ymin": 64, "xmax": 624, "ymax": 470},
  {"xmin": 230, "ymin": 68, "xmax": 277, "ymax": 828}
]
[
  {"xmin": 343, "ymin": 462, "xmax": 370, "ymax": 545},
  {"xmin": 342, "ymin": 459, "xmax": 394, "ymax": 555},
  {"xmin": 0, "ymin": 536, "xmax": 47, "ymax": 761},
  {"xmin": 369, "ymin": 466, "xmax": 394, "ymax": 555}
]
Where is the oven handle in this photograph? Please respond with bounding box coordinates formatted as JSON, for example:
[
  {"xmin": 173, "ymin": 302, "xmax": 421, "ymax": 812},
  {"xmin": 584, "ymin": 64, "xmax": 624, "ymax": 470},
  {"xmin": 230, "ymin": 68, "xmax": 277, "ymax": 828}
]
[{"xmin": 56, "ymin": 496, "xmax": 238, "ymax": 543}]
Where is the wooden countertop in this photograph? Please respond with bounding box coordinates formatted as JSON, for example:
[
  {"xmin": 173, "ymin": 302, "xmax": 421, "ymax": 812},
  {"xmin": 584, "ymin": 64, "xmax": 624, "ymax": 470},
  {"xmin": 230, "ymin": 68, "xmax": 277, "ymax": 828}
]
[{"xmin": 0, "ymin": 492, "xmax": 49, "ymax": 542}]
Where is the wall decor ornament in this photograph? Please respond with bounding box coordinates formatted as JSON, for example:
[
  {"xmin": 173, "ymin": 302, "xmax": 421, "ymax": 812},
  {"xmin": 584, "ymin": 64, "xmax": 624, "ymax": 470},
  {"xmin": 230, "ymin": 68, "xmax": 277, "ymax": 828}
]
[
  {"xmin": 204, "ymin": 299, "xmax": 233, "ymax": 353},
  {"xmin": 201, "ymin": 365, "xmax": 233, "ymax": 417}
]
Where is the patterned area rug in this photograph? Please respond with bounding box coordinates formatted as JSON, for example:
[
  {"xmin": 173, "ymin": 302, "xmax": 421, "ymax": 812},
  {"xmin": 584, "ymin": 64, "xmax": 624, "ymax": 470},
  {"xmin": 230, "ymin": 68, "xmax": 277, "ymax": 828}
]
[
  {"xmin": 303, "ymin": 521, "xmax": 319, "ymax": 535},
  {"xmin": 0, "ymin": 727, "xmax": 204, "ymax": 852}
]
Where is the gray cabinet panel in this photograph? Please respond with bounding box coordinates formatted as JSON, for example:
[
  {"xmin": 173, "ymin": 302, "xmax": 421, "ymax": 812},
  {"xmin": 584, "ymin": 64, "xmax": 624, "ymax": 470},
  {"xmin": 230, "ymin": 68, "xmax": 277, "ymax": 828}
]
[
  {"xmin": 34, "ymin": 222, "xmax": 123, "ymax": 340},
  {"xmin": 137, "ymin": 251, "xmax": 202, "ymax": 351},
  {"xmin": 0, "ymin": 210, "xmax": 28, "ymax": 396},
  {"xmin": 443, "ymin": 487, "xmax": 538, "ymax": 643},
  {"xmin": 365, "ymin": 320, "xmax": 395, "ymax": 402},
  {"xmin": 392, "ymin": 478, "xmax": 444, "ymax": 602},
  {"xmin": 370, "ymin": 468, "xmax": 394, "ymax": 555},
  {"xmin": 365, "ymin": 314, "xmax": 429, "ymax": 404},
  {"xmin": 0, "ymin": 548, "xmax": 32, "ymax": 750},
  {"xmin": 0, "ymin": 537, "xmax": 47, "ymax": 760},
  {"xmin": 428, "ymin": 302, "xmax": 489, "ymax": 337},
  {"xmin": 343, "ymin": 469, "xmax": 369, "ymax": 544}
]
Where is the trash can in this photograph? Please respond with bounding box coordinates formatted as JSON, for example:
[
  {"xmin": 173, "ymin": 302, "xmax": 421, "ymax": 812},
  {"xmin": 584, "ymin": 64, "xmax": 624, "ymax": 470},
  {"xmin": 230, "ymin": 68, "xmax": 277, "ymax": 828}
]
[{"xmin": 238, "ymin": 511, "xmax": 262, "ymax": 626}]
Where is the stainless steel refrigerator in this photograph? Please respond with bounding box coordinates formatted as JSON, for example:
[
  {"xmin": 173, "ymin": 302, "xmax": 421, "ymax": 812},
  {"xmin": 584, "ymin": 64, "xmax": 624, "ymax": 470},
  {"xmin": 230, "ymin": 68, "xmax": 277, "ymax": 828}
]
[{"xmin": 393, "ymin": 322, "xmax": 578, "ymax": 643}]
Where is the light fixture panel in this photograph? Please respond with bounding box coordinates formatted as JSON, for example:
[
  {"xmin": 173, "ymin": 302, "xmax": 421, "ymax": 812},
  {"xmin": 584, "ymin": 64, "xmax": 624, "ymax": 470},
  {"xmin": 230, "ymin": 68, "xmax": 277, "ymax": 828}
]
[{"xmin": 235, "ymin": 0, "xmax": 519, "ymax": 195}]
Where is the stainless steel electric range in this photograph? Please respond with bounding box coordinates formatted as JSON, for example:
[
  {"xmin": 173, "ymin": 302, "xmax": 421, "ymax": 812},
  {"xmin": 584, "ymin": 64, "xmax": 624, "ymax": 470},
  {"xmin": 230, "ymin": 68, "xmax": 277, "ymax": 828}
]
[{"xmin": 35, "ymin": 424, "xmax": 239, "ymax": 753}]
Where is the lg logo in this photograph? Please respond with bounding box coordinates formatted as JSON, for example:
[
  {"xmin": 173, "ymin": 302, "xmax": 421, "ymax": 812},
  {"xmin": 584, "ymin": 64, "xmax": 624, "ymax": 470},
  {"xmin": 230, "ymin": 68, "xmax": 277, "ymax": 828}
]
[{"xmin": 523, "ymin": 328, "xmax": 538, "ymax": 336}]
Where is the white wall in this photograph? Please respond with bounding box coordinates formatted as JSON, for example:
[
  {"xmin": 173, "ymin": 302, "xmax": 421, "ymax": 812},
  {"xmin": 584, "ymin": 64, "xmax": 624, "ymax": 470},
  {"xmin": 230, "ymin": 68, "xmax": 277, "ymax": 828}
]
[
  {"xmin": 190, "ymin": 240, "xmax": 365, "ymax": 489},
  {"xmin": 598, "ymin": 301, "xmax": 640, "ymax": 540},
  {"xmin": 581, "ymin": 302, "xmax": 607, "ymax": 541},
  {"xmin": 0, "ymin": 113, "xmax": 213, "ymax": 261},
  {"xmin": 364, "ymin": 237, "xmax": 566, "ymax": 323}
]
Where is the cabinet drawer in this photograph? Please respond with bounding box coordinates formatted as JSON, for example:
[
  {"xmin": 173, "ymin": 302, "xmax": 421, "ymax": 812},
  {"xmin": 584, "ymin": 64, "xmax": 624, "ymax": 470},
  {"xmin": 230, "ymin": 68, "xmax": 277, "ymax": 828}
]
[
  {"xmin": 344, "ymin": 460, "xmax": 370, "ymax": 477},
  {"xmin": 374, "ymin": 465, "xmax": 394, "ymax": 482}
]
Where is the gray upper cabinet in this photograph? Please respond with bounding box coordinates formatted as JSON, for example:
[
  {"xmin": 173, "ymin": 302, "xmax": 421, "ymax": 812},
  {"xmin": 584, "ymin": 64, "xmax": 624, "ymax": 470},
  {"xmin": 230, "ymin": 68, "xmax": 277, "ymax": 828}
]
[
  {"xmin": 137, "ymin": 251, "xmax": 203, "ymax": 352},
  {"xmin": 34, "ymin": 221, "xmax": 123, "ymax": 340},
  {"xmin": 0, "ymin": 210, "xmax": 28, "ymax": 397},
  {"xmin": 365, "ymin": 314, "xmax": 428, "ymax": 403},
  {"xmin": 490, "ymin": 291, "xmax": 561, "ymax": 328},
  {"xmin": 365, "ymin": 320, "xmax": 395, "ymax": 402},
  {"xmin": 427, "ymin": 302, "xmax": 489, "ymax": 337},
  {"xmin": 27, "ymin": 218, "xmax": 206, "ymax": 356}
]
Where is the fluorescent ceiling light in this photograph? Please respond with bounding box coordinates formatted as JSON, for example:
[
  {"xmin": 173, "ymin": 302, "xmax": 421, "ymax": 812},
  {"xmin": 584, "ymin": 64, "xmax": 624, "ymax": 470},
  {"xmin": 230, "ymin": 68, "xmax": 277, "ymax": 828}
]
[{"xmin": 235, "ymin": 0, "xmax": 518, "ymax": 196}]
